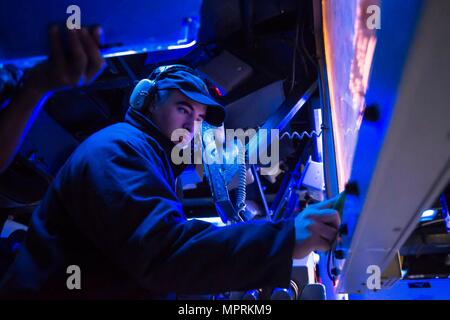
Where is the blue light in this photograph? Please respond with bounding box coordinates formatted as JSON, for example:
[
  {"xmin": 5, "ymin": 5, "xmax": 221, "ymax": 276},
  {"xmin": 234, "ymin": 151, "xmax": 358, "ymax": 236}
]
[
  {"xmin": 168, "ymin": 40, "xmax": 197, "ymax": 50},
  {"xmin": 103, "ymin": 50, "xmax": 138, "ymax": 58},
  {"xmin": 420, "ymin": 209, "xmax": 437, "ymax": 222},
  {"xmin": 439, "ymin": 194, "xmax": 450, "ymax": 233},
  {"xmin": 422, "ymin": 209, "xmax": 436, "ymax": 218}
]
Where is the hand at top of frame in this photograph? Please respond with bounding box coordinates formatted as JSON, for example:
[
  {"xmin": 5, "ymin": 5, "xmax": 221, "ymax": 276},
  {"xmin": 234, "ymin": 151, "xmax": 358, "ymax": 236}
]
[{"xmin": 23, "ymin": 25, "xmax": 105, "ymax": 95}]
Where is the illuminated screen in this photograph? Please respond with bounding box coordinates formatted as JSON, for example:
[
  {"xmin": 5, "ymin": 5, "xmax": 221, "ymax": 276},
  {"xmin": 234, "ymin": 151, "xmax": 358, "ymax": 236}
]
[{"xmin": 322, "ymin": 0, "xmax": 378, "ymax": 191}]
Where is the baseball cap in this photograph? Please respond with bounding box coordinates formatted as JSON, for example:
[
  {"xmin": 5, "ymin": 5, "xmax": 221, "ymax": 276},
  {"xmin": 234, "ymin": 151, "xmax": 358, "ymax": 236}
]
[{"xmin": 151, "ymin": 66, "xmax": 226, "ymax": 127}]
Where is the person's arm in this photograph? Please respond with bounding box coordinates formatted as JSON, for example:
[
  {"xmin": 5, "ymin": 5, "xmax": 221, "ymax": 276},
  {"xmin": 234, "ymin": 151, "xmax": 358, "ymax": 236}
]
[
  {"xmin": 0, "ymin": 26, "xmax": 104, "ymax": 173},
  {"xmin": 64, "ymin": 138, "xmax": 294, "ymax": 294},
  {"xmin": 0, "ymin": 85, "xmax": 48, "ymax": 172},
  {"xmin": 66, "ymin": 134, "xmax": 340, "ymax": 295}
]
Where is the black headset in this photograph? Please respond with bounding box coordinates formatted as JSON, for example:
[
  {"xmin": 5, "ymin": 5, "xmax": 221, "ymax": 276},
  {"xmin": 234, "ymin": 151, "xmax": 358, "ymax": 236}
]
[{"xmin": 129, "ymin": 64, "xmax": 200, "ymax": 111}]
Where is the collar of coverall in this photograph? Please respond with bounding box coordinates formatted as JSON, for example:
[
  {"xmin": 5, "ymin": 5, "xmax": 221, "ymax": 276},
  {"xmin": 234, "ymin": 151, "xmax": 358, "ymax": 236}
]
[{"xmin": 125, "ymin": 107, "xmax": 188, "ymax": 178}]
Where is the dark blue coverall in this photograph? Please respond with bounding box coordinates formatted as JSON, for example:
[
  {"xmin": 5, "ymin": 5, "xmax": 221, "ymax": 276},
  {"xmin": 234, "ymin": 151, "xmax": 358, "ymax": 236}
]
[{"xmin": 0, "ymin": 108, "xmax": 295, "ymax": 298}]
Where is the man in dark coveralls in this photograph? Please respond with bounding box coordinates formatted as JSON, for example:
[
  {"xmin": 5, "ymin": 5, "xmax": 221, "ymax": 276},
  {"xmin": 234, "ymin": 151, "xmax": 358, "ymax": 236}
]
[{"xmin": 0, "ymin": 34, "xmax": 340, "ymax": 300}]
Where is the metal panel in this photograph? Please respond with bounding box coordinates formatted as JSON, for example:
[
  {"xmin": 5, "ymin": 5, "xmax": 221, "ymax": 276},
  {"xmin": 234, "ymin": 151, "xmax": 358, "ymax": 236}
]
[
  {"xmin": 0, "ymin": 0, "xmax": 202, "ymax": 66},
  {"xmin": 336, "ymin": 0, "xmax": 450, "ymax": 294}
]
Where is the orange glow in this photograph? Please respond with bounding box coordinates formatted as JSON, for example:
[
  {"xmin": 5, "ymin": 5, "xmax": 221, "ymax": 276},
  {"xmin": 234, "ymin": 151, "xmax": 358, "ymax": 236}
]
[{"xmin": 322, "ymin": 0, "xmax": 378, "ymax": 191}]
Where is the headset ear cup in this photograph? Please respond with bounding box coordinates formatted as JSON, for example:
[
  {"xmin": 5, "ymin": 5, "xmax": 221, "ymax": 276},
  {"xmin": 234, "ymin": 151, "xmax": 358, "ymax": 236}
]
[
  {"xmin": 132, "ymin": 64, "xmax": 197, "ymax": 111},
  {"xmin": 129, "ymin": 79, "xmax": 155, "ymax": 110}
]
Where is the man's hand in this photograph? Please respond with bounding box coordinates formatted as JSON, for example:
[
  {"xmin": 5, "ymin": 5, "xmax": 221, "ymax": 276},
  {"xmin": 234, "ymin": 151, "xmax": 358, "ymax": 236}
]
[
  {"xmin": 0, "ymin": 25, "xmax": 105, "ymax": 173},
  {"xmin": 24, "ymin": 25, "xmax": 105, "ymax": 95},
  {"xmin": 293, "ymin": 195, "xmax": 342, "ymax": 259}
]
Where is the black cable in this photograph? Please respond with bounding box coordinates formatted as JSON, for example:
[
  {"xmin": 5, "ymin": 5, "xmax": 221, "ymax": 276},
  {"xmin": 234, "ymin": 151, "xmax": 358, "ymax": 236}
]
[
  {"xmin": 289, "ymin": 6, "xmax": 301, "ymax": 93},
  {"xmin": 300, "ymin": 17, "xmax": 318, "ymax": 69}
]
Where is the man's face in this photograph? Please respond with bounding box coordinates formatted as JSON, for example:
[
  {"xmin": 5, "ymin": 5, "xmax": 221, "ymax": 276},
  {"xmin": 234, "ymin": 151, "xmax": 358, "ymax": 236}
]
[{"xmin": 148, "ymin": 89, "xmax": 207, "ymax": 146}]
